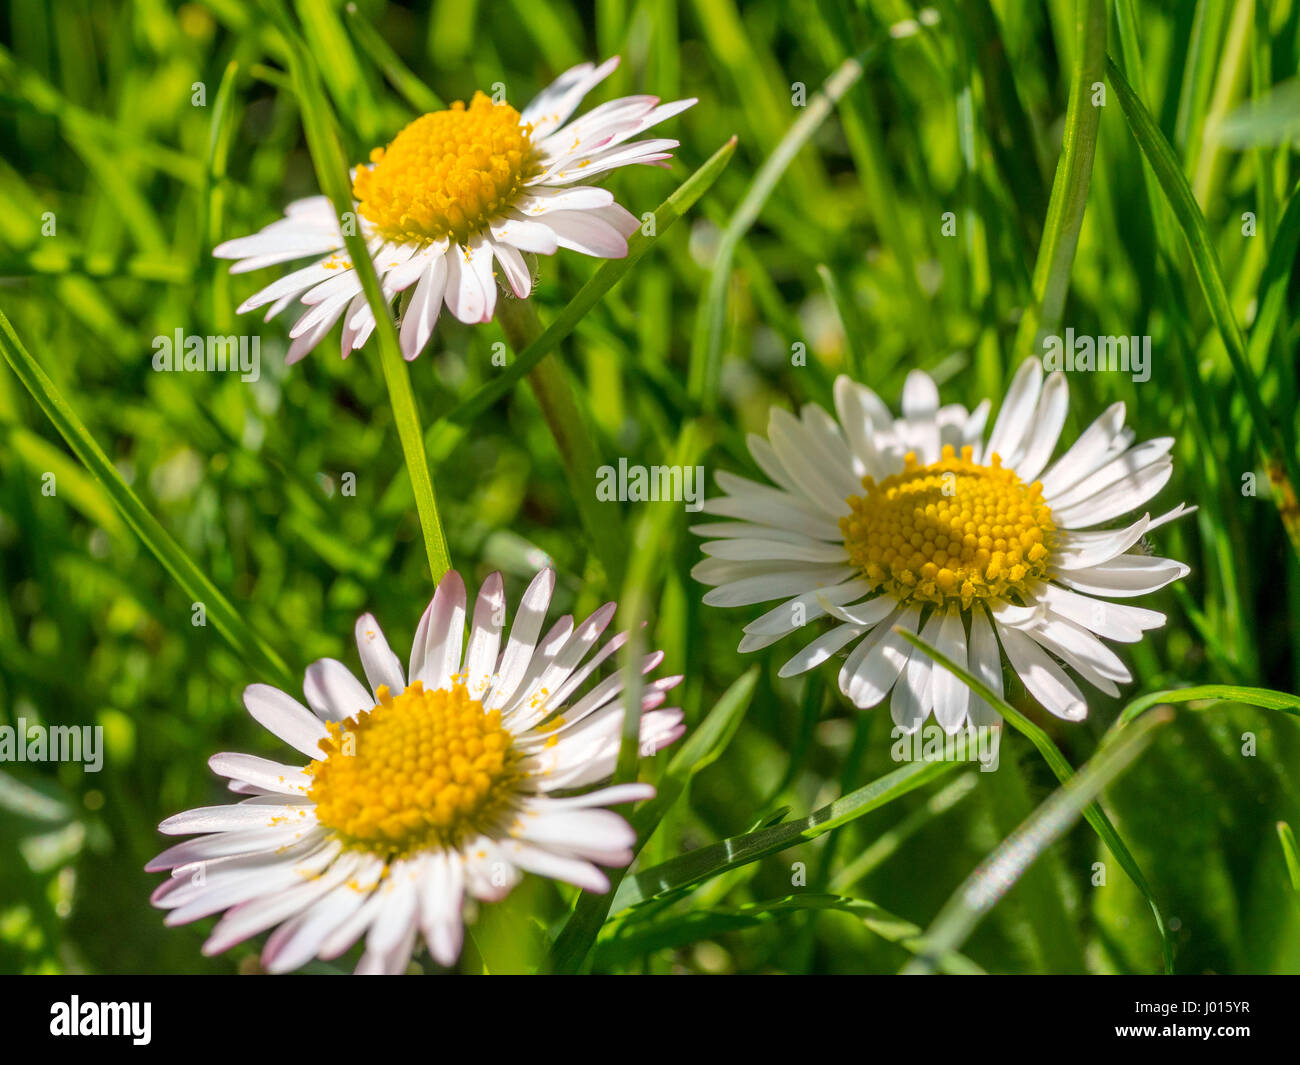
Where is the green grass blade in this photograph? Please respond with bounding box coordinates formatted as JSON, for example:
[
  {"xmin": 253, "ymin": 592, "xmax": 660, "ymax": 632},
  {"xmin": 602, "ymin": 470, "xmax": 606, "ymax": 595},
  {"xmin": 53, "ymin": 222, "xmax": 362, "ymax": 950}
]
[
  {"xmin": 546, "ymin": 540, "xmax": 754, "ymax": 972},
  {"xmin": 262, "ymin": 0, "xmax": 452, "ymax": 583},
  {"xmin": 1113, "ymin": 683, "xmax": 1300, "ymax": 728},
  {"xmin": 0, "ymin": 308, "xmax": 295, "ymax": 690},
  {"xmin": 1278, "ymin": 822, "xmax": 1300, "ymax": 897},
  {"xmin": 596, "ymin": 893, "xmax": 985, "ymax": 974},
  {"xmin": 901, "ymin": 707, "xmax": 1171, "ymax": 974},
  {"xmin": 632, "ymin": 665, "xmax": 759, "ymax": 836},
  {"xmin": 495, "ymin": 295, "xmax": 627, "ymax": 589},
  {"xmin": 609, "ymin": 751, "xmax": 967, "ymax": 912},
  {"xmin": 343, "ymin": 2, "xmax": 444, "ymax": 113},
  {"xmin": 1108, "ymin": 54, "xmax": 1300, "ymax": 555},
  {"xmin": 688, "ymin": 50, "xmax": 872, "ymax": 408},
  {"xmin": 1012, "ymin": 0, "xmax": 1107, "ymax": 355},
  {"xmin": 896, "ymin": 625, "xmax": 1175, "ymax": 972}
]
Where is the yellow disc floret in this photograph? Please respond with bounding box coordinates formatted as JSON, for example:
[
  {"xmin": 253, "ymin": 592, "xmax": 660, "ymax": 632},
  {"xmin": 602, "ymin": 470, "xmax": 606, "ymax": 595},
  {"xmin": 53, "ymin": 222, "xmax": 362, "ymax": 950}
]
[
  {"xmin": 352, "ymin": 92, "xmax": 536, "ymax": 245},
  {"xmin": 308, "ymin": 680, "xmax": 522, "ymax": 856},
  {"xmin": 841, "ymin": 444, "xmax": 1056, "ymax": 608}
]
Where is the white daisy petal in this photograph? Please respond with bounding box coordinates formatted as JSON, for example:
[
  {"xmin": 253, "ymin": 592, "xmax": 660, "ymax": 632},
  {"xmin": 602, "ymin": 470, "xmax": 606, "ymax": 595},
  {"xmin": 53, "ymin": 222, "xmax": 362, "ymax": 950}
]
[
  {"xmin": 1039, "ymin": 402, "xmax": 1127, "ymax": 498},
  {"xmin": 207, "ymin": 753, "xmax": 310, "ymax": 797},
  {"xmin": 303, "ymin": 658, "xmax": 374, "ymax": 722},
  {"xmin": 1031, "ymin": 582, "xmax": 1166, "ymax": 642},
  {"xmin": 1052, "ymin": 458, "xmax": 1174, "ymax": 529},
  {"xmin": 532, "ymin": 209, "xmax": 629, "ymax": 258},
  {"xmin": 489, "ymin": 237, "xmax": 533, "ymax": 299},
  {"xmin": 464, "ymin": 572, "xmax": 506, "ymax": 699},
  {"xmin": 521, "ymin": 56, "xmax": 621, "ymax": 139},
  {"xmin": 891, "ymin": 609, "xmax": 944, "ymax": 732},
  {"xmin": 414, "ymin": 569, "xmax": 468, "ymax": 687},
  {"xmin": 398, "ymin": 249, "xmax": 448, "ymax": 360},
  {"xmin": 354, "ymin": 613, "xmax": 406, "ymax": 696},
  {"xmin": 930, "ymin": 606, "xmax": 972, "ymax": 734},
  {"xmin": 966, "ymin": 606, "xmax": 1004, "ymax": 726},
  {"xmin": 243, "ymin": 684, "xmax": 330, "ymax": 758},
  {"xmin": 1012, "ymin": 371, "xmax": 1069, "ymax": 481},
  {"xmin": 1055, "ymin": 554, "xmax": 1190, "ymax": 597},
  {"xmin": 994, "ymin": 622, "xmax": 1088, "ymax": 720},
  {"xmin": 983, "ymin": 358, "xmax": 1043, "ymax": 464},
  {"xmin": 486, "ymin": 568, "xmax": 557, "ymax": 710},
  {"xmin": 491, "ymin": 213, "xmax": 560, "ymax": 254},
  {"xmin": 842, "ymin": 605, "xmax": 917, "ymax": 709},
  {"xmin": 899, "ymin": 370, "xmax": 941, "ymax": 462}
]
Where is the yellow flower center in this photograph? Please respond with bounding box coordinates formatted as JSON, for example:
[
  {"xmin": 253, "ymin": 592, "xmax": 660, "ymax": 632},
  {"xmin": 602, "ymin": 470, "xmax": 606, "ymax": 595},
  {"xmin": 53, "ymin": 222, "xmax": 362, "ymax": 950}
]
[
  {"xmin": 841, "ymin": 444, "xmax": 1056, "ymax": 608},
  {"xmin": 308, "ymin": 681, "xmax": 522, "ymax": 856},
  {"xmin": 352, "ymin": 92, "xmax": 536, "ymax": 245}
]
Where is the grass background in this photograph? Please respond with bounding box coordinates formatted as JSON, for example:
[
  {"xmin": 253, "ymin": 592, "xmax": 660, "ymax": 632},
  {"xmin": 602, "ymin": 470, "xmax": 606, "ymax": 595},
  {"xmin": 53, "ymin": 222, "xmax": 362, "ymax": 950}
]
[{"xmin": 1, "ymin": 0, "xmax": 1299, "ymax": 974}]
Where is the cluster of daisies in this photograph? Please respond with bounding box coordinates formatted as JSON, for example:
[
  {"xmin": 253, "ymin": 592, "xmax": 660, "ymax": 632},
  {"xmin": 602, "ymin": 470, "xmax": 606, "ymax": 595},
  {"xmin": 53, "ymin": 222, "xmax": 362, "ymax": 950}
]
[{"xmin": 156, "ymin": 58, "xmax": 1190, "ymax": 974}]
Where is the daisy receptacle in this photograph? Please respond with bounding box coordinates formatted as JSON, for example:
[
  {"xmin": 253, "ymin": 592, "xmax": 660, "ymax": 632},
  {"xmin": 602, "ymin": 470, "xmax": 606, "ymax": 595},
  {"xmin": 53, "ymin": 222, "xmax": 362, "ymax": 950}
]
[
  {"xmin": 149, "ymin": 568, "xmax": 684, "ymax": 974},
  {"xmin": 214, "ymin": 57, "xmax": 694, "ymax": 364},
  {"xmin": 692, "ymin": 360, "xmax": 1192, "ymax": 732}
]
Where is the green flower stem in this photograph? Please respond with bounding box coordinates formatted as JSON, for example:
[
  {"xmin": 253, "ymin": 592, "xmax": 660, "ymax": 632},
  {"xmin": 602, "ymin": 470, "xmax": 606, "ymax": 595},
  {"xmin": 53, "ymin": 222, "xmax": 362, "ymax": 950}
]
[
  {"xmin": 377, "ymin": 342, "xmax": 453, "ymax": 582},
  {"xmin": 496, "ymin": 294, "xmax": 626, "ymax": 589},
  {"xmin": 266, "ymin": 0, "xmax": 452, "ymax": 582}
]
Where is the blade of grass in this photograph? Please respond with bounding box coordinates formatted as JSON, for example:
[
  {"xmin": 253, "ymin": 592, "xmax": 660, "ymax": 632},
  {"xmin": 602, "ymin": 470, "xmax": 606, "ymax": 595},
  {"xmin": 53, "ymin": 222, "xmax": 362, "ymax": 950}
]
[
  {"xmin": 496, "ymin": 295, "xmax": 627, "ymax": 589},
  {"xmin": 1011, "ymin": 0, "xmax": 1107, "ymax": 355},
  {"xmin": 200, "ymin": 60, "xmax": 240, "ymax": 331},
  {"xmin": 1278, "ymin": 822, "xmax": 1300, "ymax": 897},
  {"xmin": 262, "ymin": 0, "xmax": 452, "ymax": 583},
  {"xmin": 688, "ymin": 48, "xmax": 874, "ymax": 408},
  {"xmin": 0, "ymin": 308, "xmax": 294, "ymax": 690},
  {"xmin": 343, "ymin": 1, "xmax": 444, "ymax": 113},
  {"xmin": 549, "ymin": 423, "xmax": 717, "ymax": 972},
  {"xmin": 896, "ymin": 625, "xmax": 1174, "ymax": 972},
  {"xmin": 1112, "ymin": 683, "xmax": 1300, "ymax": 727},
  {"xmin": 1108, "ymin": 54, "xmax": 1300, "ymax": 555},
  {"xmin": 901, "ymin": 706, "xmax": 1171, "ymax": 974},
  {"xmin": 596, "ymin": 893, "xmax": 985, "ymax": 973},
  {"xmin": 608, "ymin": 747, "xmax": 968, "ymax": 913}
]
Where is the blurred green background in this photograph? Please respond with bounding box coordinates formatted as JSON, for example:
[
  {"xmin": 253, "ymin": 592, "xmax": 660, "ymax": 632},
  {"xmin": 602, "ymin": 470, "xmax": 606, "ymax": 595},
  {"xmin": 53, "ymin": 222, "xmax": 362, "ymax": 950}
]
[{"xmin": 1, "ymin": 0, "xmax": 1299, "ymax": 974}]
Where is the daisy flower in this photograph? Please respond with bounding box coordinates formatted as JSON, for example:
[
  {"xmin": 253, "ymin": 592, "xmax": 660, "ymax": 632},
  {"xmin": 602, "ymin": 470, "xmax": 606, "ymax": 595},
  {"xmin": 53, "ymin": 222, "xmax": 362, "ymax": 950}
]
[
  {"xmin": 148, "ymin": 568, "xmax": 684, "ymax": 974},
  {"xmin": 214, "ymin": 57, "xmax": 694, "ymax": 364},
  {"xmin": 692, "ymin": 360, "xmax": 1192, "ymax": 732}
]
